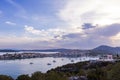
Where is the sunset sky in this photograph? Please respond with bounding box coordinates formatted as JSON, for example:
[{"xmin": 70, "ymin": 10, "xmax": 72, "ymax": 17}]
[{"xmin": 0, "ymin": 0, "xmax": 120, "ymax": 49}]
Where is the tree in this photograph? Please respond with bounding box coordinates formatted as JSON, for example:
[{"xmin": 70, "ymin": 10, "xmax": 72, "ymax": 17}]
[
  {"xmin": 0, "ymin": 75, "xmax": 13, "ymax": 80},
  {"xmin": 77, "ymin": 69, "xmax": 86, "ymax": 76},
  {"xmin": 108, "ymin": 63, "xmax": 120, "ymax": 80},
  {"xmin": 87, "ymin": 67, "xmax": 107, "ymax": 80},
  {"xmin": 45, "ymin": 71, "xmax": 67, "ymax": 80},
  {"xmin": 87, "ymin": 69, "xmax": 97, "ymax": 80},
  {"xmin": 31, "ymin": 71, "xmax": 45, "ymax": 80},
  {"xmin": 16, "ymin": 75, "xmax": 31, "ymax": 80}
]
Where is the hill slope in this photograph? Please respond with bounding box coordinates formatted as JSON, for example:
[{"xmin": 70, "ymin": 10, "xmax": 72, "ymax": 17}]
[{"xmin": 90, "ymin": 45, "xmax": 120, "ymax": 55}]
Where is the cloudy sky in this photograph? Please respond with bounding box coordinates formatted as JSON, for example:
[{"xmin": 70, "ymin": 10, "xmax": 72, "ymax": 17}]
[{"xmin": 0, "ymin": 0, "xmax": 120, "ymax": 49}]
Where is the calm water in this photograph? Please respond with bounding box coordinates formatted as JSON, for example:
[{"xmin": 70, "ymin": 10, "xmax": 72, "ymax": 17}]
[
  {"xmin": 0, "ymin": 57, "xmax": 99, "ymax": 78},
  {"xmin": 0, "ymin": 51, "xmax": 58, "ymax": 55}
]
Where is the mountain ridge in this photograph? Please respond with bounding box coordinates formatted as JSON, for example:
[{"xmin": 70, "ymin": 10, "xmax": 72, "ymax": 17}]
[{"xmin": 0, "ymin": 45, "xmax": 120, "ymax": 55}]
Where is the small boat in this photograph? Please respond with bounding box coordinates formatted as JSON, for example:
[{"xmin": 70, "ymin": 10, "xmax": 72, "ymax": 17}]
[
  {"xmin": 71, "ymin": 60, "xmax": 74, "ymax": 62},
  {"xmin": 30, "ymin": 62, "xmax": 33, "ymax": 64},
  {"xmin": 53, "ymin": 60, "xmax": 56, "ymax": 63},
  {"xmin": 47, "ymin": 63, "xmax": 51, "ymax": 65}
]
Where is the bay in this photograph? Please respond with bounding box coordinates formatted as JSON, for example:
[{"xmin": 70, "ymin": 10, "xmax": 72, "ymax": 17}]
[{"xmin": 0, "ymin": 57, "xmax": 99, "ymax": 79}]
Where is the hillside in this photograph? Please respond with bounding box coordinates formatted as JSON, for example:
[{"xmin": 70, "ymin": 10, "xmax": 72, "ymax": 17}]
[{"xmin": 90, "ymin": 45, "xmax": 120, "ymax": 55}]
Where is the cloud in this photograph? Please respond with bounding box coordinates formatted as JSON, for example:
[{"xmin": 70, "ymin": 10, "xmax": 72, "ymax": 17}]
[
  {"xmin": 59, "ymin": 23, "xmax": 120, "ymax": 49},
  {"xmin": 24, "ymin": 25, "xmax": 41, "ymax": 35},
  {"xmin": 82, "ymin": 23, "xmax": 96, "ymax": 29},
  {"xmin": 58, "ymin": 0, "xmax": 120, "ymax": 28},
  {"xmin": 0, "ymin": 35, "xmax": 57, "ymax": 49},
  {"xmin": 84, "ymin": 24, "xmax": 120, "ymax": 37},
  {"xmin": 110, "ymin": 32, "xmax": 120, "ymax": 46},
  {"xmin": 24, "ymin": 25, "xmax": 65, "ymax": 41},
  {"xmin": 23, "ymin": 22, "xmax": 120, "ymax": 49},
  {"xmin": 1, "ymin": 0, "xmax": 120, "ymax": 49},
  {"xmin": 0, "ymin": 33, "xmax": 67, "ymax": 49},
  {"xmin": 5, "ymin": 21, "xmax": 16, "ymax": 26},
  {"xmin": 0, "ymin": 23, "xmax": 119, "ymax": 49},
  {"xmin": 58, "ymin": 33, "xmax": 111, "ymax": 49}
]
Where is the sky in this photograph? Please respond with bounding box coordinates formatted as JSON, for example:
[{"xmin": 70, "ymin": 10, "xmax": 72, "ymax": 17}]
[{"xmin": 0, "ymin": 0, "xmax": 120, "ymax": 49}]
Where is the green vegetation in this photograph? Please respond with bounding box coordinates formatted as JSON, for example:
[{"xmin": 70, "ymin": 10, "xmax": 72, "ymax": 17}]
[
  {"xmin": 31, "ymin": 72, "xmax": 45, "ymax": 80},
  {"xmin": 87, "ymin": 68, "xmax": 107, "ymax": 80},
  {"xmin": 1, "ymin": 61, "xmax": 120, "ymax": 80},
  {"xmin": 45, "ymin": 71, "xmax": 67, "ymax": 80},
  {"xmin": 16, "ymin": 75, "xmax": 31, "ymax": 80},
  {"xmin": 108, "ymin": 63, "xmax": 120, "ymax": 80},
  {"xmin": 0, "ymin": 75, "xmax": 13, "ymax": 80}
]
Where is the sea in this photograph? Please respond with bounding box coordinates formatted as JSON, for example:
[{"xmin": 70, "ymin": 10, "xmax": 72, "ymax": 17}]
[{"xmin": 0, "ymin": 52, "xmax": 99, "ymax": 79}]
